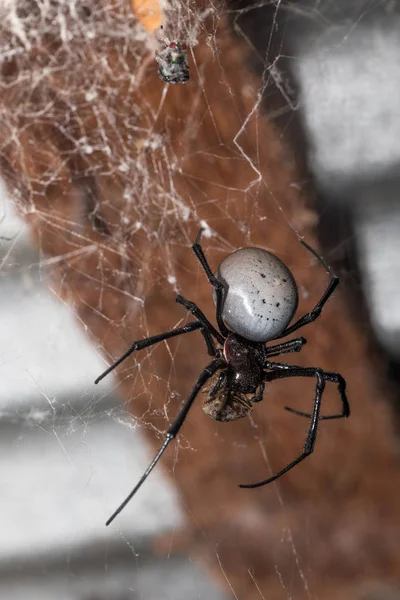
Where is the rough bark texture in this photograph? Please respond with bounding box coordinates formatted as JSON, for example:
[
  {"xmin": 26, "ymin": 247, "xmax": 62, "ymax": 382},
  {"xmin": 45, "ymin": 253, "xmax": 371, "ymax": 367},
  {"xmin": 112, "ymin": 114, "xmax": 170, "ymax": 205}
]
[{"xmin": 1, "ymin": 3, "xmax": 399, "ymax": 599}]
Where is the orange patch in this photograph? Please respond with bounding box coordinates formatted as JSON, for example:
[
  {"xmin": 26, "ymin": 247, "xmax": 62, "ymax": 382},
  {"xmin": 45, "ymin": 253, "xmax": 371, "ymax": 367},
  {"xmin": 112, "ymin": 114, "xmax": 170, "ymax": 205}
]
[{"xmin": 131, "ymin": 0, "xmax": 163, "ymax": 33}]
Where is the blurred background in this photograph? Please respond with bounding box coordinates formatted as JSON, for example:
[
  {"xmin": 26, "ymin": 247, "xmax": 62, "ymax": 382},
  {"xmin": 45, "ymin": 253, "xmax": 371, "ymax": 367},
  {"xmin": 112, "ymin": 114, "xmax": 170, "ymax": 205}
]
[
  {"xmin": 0, "ymin": 189, "xmax": 227, "ymax": 599},
  {"xmin": 235, "ymin": 0, "xmax": 400, "ymax": 361},
  {"xmin": 1, "ymin": 0, "xmax": 400, "ymax": 599}
]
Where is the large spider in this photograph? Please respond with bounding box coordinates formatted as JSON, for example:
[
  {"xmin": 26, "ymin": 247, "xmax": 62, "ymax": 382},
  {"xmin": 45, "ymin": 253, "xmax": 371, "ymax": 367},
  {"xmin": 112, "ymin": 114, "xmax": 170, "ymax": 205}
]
[{"xmin": 95, "ymin": 230, "xmax": 349, "ymax": 525}]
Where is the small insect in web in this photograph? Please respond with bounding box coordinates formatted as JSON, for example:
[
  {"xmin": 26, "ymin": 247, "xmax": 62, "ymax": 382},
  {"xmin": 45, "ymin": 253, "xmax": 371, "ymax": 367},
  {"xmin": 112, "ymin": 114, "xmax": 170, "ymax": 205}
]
[
  {"xmin": 155, "ymin": 27, "xmax": 189, "ymax": 84},
  {"xmin": 95, "ymin": 230, "xmax": 349, "ymax": 525}
]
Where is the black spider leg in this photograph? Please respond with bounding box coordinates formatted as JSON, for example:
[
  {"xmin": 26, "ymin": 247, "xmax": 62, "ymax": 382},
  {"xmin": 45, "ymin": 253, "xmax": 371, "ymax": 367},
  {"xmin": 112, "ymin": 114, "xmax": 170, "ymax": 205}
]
[
  {"xmin": 191, "ymin": 229, "xmax": 230, "ymax": 337},
  {"xmin": 95, "ymin": 321, "xmax": 215, "ymax": 385},
  {"xmin": 274, "ymin": 240, "xmax": 339, "ymax": 340},
  {"xmin": 251, "ymin": 380, "xmax": 265, "ymax": 403},
  {"xmin": 176, "ymin": 294, "xmax": 225, "ymax": 346},
  {"xmin": 265, "ymin": 362, "xmax": 349, "ymax": 420},
  {"xmin": 265, "ymin": 337, "xmax": 307, "ymax": 358},
  {"xmin": 105, "ymin": 358, "xmax": 222, "ymax": 526},
  {"xmin": 239, "ymin": 369, "xmax": 326, "ymax": 489}
]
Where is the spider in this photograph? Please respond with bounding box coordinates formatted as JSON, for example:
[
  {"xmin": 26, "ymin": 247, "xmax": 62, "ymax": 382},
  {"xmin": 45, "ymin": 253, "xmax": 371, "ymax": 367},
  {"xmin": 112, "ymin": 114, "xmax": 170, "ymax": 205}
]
[
  {"xmin": 155, "ymin": 32, "xmax": 189, "ymax": 84},
  {"xmin": 95, "ymin": 230, "xmax": 349, "ymax": 526}
]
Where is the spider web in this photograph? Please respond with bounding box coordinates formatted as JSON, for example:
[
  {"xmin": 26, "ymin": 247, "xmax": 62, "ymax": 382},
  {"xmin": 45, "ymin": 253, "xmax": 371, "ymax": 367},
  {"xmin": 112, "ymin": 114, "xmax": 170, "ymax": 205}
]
[{"xmin": 0, "ymin": 1, "xmax": 391, "ymax": 599}]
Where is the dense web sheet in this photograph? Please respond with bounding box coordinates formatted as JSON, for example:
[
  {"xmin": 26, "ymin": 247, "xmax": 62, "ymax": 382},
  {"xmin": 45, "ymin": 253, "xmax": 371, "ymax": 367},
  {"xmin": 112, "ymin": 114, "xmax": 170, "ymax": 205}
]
[
  {"xmin": 0, "ymin": 1, "xmax": 392, "ymax": 599},
  {"xmin": 0, "ymin": 0, "xmax": 299, "ymax": 238}
]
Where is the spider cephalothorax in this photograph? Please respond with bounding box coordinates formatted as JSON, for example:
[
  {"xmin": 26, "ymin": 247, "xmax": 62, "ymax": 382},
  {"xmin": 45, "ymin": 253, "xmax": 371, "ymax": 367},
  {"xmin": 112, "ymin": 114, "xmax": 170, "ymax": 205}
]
[
  {"xmin": 202, "ymin": 333, "xmax": 266, "ymax": 422},
  {"xmin": 95, "ymin": 230, "xmax": 349, "ymax": 526}
]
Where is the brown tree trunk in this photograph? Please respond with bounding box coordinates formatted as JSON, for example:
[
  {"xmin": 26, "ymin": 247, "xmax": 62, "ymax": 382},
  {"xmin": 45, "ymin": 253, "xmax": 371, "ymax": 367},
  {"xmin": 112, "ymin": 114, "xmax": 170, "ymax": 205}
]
[{"xmin": 1, "ymin": 3, "xmax": 399, "ymax": 599}]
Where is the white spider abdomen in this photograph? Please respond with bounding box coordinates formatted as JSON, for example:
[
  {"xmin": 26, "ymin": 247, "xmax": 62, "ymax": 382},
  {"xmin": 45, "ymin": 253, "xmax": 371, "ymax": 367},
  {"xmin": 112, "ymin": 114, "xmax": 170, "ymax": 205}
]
[{"xmin": 215, "ymin": 247, "xmax": 298, "ymax": 342}]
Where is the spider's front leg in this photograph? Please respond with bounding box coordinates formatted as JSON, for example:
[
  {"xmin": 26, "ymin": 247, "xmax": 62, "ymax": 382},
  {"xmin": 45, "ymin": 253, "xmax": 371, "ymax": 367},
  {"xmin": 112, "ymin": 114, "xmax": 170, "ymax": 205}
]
[
  {"xmin": 95, "ymin": 320, "xmax": 216, "ymax": 385},
  {"xmin": 105, "ymin": 358, "xmax": 222, "ymax": 525},
  {"xmin": 264, "ymin": 362, "xmax": 349, "ymax": 420},
  {"xmin": 239, "ymin": 370, "xmax": 326, "ymax": 489}
]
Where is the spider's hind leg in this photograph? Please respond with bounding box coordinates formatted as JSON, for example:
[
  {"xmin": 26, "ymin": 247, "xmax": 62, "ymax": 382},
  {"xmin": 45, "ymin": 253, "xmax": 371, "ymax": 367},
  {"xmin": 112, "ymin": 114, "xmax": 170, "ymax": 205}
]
[
  {"xmin": 191, "ymin": 229, "xmax": 229, "ymax": 337},
  {"xmin": 274, "ymin": 240, "xmax": 339, "ymax": 340},
  {"xmin": 176, "ymin": 293, "xmax": 224, "ymax": 347}
]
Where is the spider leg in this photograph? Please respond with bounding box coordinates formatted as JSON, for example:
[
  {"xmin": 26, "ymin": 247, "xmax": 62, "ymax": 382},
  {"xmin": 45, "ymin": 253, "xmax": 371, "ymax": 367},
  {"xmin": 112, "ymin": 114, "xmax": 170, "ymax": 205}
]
[
  {"xmin": 274, "ymin": 240, "xmax": 339, "ymax": 340},
  {"xmin": 251, "ymin": 380, "xmax": 265, "ymax": 403},
  {"xmin": 105, "ymin": 358, "xmax": 222, "ymax": 525},
  {"xmin": 208, "ymin": 370, "xmax": 227, "ymax": 398},
  {"xmin": 191, "ymin": 229, "xmax": 230, "ymax": 337},
  {"xmin": 239, "ymin": 370, "xmax": 326, "ymax": 489},
  {"xmin": 176, "ymin": 294, "xmax": 225, "ymax": 345},
  {"xmin": 155, "ymin": 51, "xmax": 167, "ymax": 66},
  {"xmin": 264, "ymin": 337, "xmax": 307, "ymax": 359},
  {"xmin": 95, "ymin": 321, "xmax": 215, "ymax": 385},
  {"xmin": 264, "ymin": 363, "xmax": 349, "ymax": 420},
  {"xmin": 285, "ymin": 373, "xmax": 347, "ymax": 420}
]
